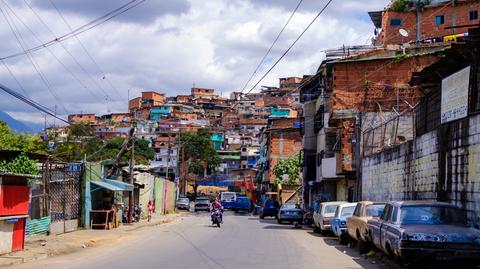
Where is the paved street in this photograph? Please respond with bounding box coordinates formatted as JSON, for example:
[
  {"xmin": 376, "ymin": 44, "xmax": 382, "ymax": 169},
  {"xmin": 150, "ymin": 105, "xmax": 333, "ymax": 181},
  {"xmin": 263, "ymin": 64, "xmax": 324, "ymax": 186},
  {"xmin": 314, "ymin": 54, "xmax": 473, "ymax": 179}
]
[{"xmin": 11, "ymin": 212, "xmax": 386, "ymax": 269}]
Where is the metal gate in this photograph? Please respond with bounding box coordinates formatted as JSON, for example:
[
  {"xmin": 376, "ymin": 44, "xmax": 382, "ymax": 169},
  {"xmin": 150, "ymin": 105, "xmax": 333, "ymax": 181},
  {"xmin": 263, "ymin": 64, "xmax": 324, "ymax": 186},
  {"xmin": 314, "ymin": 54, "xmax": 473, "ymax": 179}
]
[{"xmin": 47, "ymin": 163, "xmax": 82, "ymax": 234}]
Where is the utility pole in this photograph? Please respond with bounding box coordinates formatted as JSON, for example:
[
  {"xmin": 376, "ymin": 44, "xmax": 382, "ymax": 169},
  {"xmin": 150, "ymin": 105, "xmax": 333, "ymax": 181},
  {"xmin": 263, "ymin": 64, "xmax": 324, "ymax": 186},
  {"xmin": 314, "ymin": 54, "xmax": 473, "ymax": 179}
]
[
  {"xmin": 166, "ymin": 126, "xmax": 171, "ymax": 181},
  {"xmin": 128, "ymin": 121, "xmax": 136, "ymax": 224}
]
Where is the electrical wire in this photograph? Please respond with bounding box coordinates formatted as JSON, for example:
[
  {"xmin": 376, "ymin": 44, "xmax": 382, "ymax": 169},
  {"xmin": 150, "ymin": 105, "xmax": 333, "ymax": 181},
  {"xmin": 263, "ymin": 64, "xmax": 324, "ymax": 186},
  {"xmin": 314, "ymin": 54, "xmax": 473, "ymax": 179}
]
[
  {"xmin": 0, "ymin": 3, "xmax": 69, "ymax": 115},
  {"xmin": 48, "ymin": 0, "xmax": 123, "ymax": 100},
  {"xmin": 19, "ymin": 0, "xmax": 112, "ymax": 102},
  {"xmin": 245, "ymin": 0, "xmax": 334, "ymax": 95},
  {"xmin": 0, "ymin": 0, "xmax": 146, "ymax": 61},
  {"xmin": 240, "ymin": 0, "xmax": 304, "ymax": 93},
  {"xmin": 0, "ymin": 83, "xmax": 69, "ymax": 124}
]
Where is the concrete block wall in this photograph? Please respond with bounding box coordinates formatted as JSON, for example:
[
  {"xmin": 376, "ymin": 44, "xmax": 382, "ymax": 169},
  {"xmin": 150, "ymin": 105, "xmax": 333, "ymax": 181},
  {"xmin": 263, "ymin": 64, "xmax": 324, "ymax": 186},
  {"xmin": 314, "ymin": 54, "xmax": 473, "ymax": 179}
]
[{"xmin": 362, "ymin": 114, "xmax": 480, "ymax": 223}]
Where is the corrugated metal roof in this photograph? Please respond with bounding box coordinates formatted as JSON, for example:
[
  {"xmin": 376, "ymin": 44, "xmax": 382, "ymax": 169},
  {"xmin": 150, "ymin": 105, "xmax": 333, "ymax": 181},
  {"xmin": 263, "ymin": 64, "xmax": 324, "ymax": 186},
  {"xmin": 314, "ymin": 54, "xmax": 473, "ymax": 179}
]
[{"xmin": 26, "ymin": 216, "xmax": 51, "ymax": 236}]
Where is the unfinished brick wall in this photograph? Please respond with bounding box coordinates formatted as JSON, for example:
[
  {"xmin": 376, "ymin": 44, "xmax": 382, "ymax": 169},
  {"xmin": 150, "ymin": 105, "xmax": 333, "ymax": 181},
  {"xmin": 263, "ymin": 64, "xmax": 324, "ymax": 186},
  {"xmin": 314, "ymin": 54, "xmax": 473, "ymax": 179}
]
[
  {"xmin": 362, "ymin": 114, "xmax": 480, "ymax": 224},
  {"xmin": 331, "ymin": 55, "xmax": 440, "ymax": 112},
  {"xmin": 267, "ymin": 131, "xmax": 302, "ymax": 183},
  {"xmin": 377, "ymin": 1, "xmax": 480, "ymax": 45}
]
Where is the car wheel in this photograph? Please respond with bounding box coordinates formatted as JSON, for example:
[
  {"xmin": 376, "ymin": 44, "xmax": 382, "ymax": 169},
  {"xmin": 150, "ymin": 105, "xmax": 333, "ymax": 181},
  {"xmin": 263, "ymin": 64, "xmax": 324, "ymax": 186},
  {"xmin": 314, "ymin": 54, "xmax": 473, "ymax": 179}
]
[
  {"xmin": 259, "ymin": 214, "xmax": 264, "ymax": 219},
  {"xmin": 313, "ymin": 225, "xmax": 321, "ymax": 233},
  {"xmin": 321, "ymin": 230, "xmax": 329, "ymax": 236}
]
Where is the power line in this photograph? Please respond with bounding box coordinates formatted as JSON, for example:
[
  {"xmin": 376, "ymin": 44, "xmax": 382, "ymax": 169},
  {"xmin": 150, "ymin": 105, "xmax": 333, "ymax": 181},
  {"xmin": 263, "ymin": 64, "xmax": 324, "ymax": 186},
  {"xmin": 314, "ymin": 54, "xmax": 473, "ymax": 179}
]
[
  {"xmin": 246, "ymin": 0, "xmax": 334, "ymax": 95},
  {"xmin": 0, "ymin": 0, "xmax": 146, "ymax": 61},
  {"xmin": 0, "ymin": 3, "xmax": 69, "ymax": 114},
  {"xmin": 240, "ymin": 0, "xmax": 304, "ymax": 93},
  {"xmin": 48, "ymin": 0, "xmax": 124, "ymax": 100},
  {"xmin": 0, "ymin": 83, "xmax": 69, "ymax": 124},
  {"xmin": 1, "ymin": 60, "xmax": 29, "ymax": 97},
  {"xmin": 19, "ymin": 0, "xmax": 112, "ymax": 102}
]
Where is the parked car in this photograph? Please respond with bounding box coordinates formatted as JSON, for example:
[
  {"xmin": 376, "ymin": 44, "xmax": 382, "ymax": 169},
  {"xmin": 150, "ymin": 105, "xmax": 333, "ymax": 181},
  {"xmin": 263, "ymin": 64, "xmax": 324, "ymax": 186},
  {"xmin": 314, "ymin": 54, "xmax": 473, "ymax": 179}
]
[
  {"xmin": 193, "ymin": 198, "xmax": 210, "ymax": 212},
  {"xmin": 346, "ymin": 201, "xmax": 385, "ymax": 250},
  {"xmin": 313, "ymin": 201, "xmax": 345, "ymax": 235},
  {"xmin": 176, "ymin": 197, "xmax": 190, "ymax": 210},
  {"xmin": 332, "ymin": 203, "xmax": 357, "ymax": 244},
  {"xmin": 366, "ymin": 201, "xmax": 480, "ymax": 263},
  {"xmin": 277, "ymin": 203, "xmax": 303, "ymax": 224},
  {"xmin": 234, "ymin": 196, "xmax": 252, "ymax": 213},
  {"xmin": 260, "ymin": 199, "xmax": 280, "ymax": 219}
]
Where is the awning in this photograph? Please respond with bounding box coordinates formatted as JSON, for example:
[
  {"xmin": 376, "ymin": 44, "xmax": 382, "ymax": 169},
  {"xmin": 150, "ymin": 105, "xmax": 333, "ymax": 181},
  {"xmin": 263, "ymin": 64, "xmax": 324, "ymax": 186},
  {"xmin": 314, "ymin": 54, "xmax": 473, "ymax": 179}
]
[{"xmin": 91, "ymin": 179, "xmax": 134, "ymax": 192}]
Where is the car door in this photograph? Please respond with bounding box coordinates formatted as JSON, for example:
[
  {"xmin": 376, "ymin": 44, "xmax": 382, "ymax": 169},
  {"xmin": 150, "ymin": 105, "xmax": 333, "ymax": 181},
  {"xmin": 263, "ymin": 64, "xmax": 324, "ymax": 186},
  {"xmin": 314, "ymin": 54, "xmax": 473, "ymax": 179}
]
[
  {"xmin": 379, "ymin": 205, "xmax": 393, "ymax": 252},
  {"xmin": 382, "ymin": 206, "xmax": 400, "ymax": 253},
  {"xmin": 371, "ymin": 204, "xmax": 391, "ymax": 249},
  {"xmin": 314, "ymin": 204, "xmax": 322, "ymax": 227},
  {"xmin": 348, "ymin": 203, "xmax": 362, "ymax": 239}
]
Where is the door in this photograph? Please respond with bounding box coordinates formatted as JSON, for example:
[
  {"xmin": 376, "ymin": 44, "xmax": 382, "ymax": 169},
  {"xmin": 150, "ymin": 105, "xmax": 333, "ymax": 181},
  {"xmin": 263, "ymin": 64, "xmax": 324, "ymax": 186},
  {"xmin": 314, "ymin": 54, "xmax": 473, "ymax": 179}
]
[
  {"xmin": 48, "ymin": 163, "xmax": 82, "ymax": 234},
  {"xmin": 11, "ymin": 218, "xmax": 25, "ymax": 252}
]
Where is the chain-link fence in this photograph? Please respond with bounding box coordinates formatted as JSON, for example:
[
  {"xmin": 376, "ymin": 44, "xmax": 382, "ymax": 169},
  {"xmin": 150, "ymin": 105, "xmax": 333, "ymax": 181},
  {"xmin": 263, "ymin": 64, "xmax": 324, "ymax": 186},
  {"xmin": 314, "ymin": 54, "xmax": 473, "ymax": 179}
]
[{"xmin": 47, "ymin": 162, "xmax": 83, "ymax": 233}]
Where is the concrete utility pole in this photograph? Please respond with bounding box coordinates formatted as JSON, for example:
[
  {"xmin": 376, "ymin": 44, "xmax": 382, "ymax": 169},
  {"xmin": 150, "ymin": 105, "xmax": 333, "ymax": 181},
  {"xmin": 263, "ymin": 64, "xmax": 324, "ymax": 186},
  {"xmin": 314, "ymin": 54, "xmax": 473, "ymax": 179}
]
[{"xmin": 128, "ymin": 126, "xmax": 136, "ymax": 224}]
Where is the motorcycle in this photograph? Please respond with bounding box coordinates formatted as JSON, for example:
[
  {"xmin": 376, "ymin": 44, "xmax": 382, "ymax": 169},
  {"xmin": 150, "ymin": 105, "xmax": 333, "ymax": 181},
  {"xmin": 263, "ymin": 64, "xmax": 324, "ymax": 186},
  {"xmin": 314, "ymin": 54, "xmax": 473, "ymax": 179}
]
[{"xmin": 212, "ymin": 209, "xmax": 222, "ymax": 228}]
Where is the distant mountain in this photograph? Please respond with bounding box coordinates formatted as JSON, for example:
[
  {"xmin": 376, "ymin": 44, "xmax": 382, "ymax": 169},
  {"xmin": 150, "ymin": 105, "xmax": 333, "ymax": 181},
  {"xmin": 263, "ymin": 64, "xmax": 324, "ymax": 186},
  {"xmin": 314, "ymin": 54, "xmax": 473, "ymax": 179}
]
[{"xmin": 0, "ymin": 111, "xmax": 44, "ymax": 134}]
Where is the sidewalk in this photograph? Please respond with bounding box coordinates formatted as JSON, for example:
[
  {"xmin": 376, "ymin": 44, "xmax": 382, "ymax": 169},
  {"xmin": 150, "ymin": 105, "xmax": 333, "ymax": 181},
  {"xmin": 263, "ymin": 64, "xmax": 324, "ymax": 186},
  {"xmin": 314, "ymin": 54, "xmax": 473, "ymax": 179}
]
[{"xmin": 0, "ymin": 213, "xmax": 185, "ymax": 268}]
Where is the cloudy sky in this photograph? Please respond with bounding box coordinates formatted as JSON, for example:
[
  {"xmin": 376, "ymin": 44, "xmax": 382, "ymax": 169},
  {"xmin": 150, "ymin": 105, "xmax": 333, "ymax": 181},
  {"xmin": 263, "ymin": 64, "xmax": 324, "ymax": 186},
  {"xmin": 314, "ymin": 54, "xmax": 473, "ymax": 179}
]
[{"xmin": 0, "ymin": 0, "xmax": 389, "ymax": 125}]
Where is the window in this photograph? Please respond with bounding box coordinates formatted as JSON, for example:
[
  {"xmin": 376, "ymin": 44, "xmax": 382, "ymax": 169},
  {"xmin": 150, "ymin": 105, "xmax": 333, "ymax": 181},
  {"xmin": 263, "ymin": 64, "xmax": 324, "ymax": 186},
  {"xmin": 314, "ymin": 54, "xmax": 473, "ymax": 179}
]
[
  {"xmin": 353, "ymin": 204, "xmax": 361, "ymax": 217},
  {"xmin": 390, "ymin": 18, "xmax": 402, "ymax": 26},
  {"xmin": 436, "ymin": 15, "xmax": 445, "ymax": 25},
  {"xmin": 470, "ymin": 10, "xmax": 478, "ymax": 20},
  {"xmin": 381, "ymin": 205, "xmax": 392, "ymax": 221}
]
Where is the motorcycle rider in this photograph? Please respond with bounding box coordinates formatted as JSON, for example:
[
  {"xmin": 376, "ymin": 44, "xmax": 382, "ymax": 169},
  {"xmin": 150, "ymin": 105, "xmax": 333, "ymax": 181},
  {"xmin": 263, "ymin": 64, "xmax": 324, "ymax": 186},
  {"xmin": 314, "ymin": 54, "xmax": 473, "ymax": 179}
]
[{"xmin": 210, "ymin": 197, "xmax": 224, "ymax": 223}]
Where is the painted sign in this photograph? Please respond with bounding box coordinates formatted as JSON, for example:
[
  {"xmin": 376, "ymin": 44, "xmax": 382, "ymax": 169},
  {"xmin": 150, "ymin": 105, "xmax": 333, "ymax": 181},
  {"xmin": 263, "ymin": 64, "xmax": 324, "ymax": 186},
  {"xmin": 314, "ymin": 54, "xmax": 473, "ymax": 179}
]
[{"xmin": 441, "ymin": 66, "xmax": 470, "ymax": 124}]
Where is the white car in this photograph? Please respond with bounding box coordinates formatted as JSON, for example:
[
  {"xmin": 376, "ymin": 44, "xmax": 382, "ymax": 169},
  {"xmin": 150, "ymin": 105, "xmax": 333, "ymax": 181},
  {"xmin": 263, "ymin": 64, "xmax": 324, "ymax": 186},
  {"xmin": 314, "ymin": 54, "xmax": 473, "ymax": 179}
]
[{"xmin": 313, "ymin": 201, "xmax": 346, "ymax": 235}]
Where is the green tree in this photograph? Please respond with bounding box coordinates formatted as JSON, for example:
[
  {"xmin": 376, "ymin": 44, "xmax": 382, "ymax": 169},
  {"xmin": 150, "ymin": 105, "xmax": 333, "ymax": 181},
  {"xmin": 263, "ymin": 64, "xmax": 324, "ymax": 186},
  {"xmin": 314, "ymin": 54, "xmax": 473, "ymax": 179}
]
[
  {"xmin": 178, "ymin": 129, "xmax": 221, "ymax": 197},
  {"xmin": 273, "ymin": 153, "xmax": 303, "ymax": 185},
  {"xmin": 0, "ymin": 121, "xmax": 47, "ymax": 154}
]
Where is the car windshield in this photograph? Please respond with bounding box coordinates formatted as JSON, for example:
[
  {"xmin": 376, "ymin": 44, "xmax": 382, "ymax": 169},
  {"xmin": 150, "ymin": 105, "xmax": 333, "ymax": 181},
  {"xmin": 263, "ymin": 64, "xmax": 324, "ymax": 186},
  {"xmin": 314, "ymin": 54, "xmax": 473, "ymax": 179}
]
[
  {"xmin": 341, "ymin": 206, "xmax": 355, "ymax": 216},
  {"xmin": 366, "ymin": 204, "xmax": 385, "ymax": 217},
  {"xmin": 324, "ymin": 205, "xmax": 339, "ymax": 214},
  {"xmin": 399, "ymin": 205, "xmax": 466, "ymax": 225},
  {"xmin": 196, "ymin": 199, "xmax": 209, "ymax": 203},
  {"xmin": 178, "ymin": 198, "xmax": 189, "ymax": 203}
]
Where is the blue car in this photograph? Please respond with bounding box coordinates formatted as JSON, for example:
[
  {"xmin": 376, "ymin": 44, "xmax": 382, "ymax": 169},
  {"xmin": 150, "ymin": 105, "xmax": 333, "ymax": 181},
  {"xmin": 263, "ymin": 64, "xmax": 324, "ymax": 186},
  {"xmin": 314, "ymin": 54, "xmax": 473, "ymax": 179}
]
[
  {"xmin": 367, "ymin": 201, "xmax": 480, "ymax": 263},
  {"xmin": 332, "ymin": 203, "xmax": 357, "ymax": 244},
  {"xmin": 234, "ymin": 196, "xmax": 252, "ymax": 213},
  {"xmin": 260, "ymin": 199, "xmax": 280, "ymax": 219}
]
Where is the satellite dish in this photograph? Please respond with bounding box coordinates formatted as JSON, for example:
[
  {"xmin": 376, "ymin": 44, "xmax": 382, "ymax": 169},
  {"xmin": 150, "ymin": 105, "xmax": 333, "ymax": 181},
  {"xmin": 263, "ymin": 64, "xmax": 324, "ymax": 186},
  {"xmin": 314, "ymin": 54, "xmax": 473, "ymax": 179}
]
[{"xmin": 399, "ymin": 29, "xmax": 409, "ymax": 37}]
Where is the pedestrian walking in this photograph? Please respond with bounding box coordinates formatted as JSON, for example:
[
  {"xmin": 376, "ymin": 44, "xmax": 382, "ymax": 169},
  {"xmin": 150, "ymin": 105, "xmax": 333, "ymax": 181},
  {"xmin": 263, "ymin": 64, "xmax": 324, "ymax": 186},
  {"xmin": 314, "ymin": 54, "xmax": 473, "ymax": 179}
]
[{"xmin": 148, "ymin": 200, "xmax": 154, "ymax": 222}]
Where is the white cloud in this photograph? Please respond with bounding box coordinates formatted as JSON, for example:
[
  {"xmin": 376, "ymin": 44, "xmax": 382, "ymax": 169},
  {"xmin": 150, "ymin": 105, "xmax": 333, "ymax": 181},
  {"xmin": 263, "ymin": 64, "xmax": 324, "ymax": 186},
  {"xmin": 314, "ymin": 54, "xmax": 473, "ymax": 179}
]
[{"xmin": 0, "ymin": 0, "xmax": 390, "ymax": 123}]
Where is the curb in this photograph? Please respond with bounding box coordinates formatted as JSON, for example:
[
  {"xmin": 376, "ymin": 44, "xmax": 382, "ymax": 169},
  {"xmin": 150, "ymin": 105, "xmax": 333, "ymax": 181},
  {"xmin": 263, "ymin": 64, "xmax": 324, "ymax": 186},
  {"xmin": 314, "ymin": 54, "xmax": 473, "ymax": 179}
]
[{"xmin": 0, "ymin": 213, "xmax": 184, "ymax": 268}]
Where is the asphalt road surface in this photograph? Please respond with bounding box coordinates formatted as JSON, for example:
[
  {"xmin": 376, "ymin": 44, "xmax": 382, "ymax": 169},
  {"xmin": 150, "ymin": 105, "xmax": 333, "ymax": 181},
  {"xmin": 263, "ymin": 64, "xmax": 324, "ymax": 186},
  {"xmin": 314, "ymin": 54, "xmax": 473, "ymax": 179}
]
[{"xmin": 13, "ymin": 212, "xmax": 387, "ymax": 269}]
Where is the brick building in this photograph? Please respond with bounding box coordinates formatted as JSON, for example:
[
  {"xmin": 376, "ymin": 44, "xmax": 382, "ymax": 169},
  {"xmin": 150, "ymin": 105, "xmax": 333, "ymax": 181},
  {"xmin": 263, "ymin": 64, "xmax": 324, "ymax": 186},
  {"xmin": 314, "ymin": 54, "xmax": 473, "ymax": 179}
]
[
  {"xmin": 260, "ymin": 117, "xmax": 302, "ymax": 185},
  {"xmin": 362, "ymin": 27, "xmax": 480, "ymax": 224},
  {"xmin": 191, "ymin": 87, "xmax": 215, "ymax": 99},
  {"xmin": 370, "ymin": 0, "xmax": 480, "ymax": 46},
  {"xmin": 68, "ymin": 114, "xmax": 97, "ymax": 124}
]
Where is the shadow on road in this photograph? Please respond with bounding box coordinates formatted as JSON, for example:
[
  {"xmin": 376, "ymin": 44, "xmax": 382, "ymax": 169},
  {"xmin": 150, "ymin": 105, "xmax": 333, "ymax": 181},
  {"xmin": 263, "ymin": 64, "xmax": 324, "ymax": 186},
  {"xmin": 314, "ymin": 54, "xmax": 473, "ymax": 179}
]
[{"xmin": 263, "ymin": 225, "xmax": 300, "ymax": 230}]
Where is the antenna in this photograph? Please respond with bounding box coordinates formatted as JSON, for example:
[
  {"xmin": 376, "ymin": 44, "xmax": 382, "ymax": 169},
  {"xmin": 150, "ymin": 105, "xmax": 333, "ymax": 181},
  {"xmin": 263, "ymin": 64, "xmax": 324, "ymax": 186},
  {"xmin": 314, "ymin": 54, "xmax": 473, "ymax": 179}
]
[
  {"xmin": 399, "ymin": 29, "xmax": 409, "ymax": 37},
  {"xmin": 399, "ymin": 29, "xmax": 409, "ymax": 54}
]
